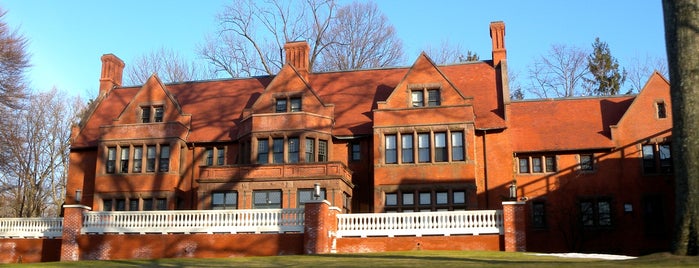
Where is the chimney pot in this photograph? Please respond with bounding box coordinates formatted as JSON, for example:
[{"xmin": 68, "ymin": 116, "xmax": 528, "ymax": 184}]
[
  {"xmin": 284, "ymin": 41, "xmax": 310, "ymax": 74},
  {"xmin": 99, "ymin": 54, "xmax": 125, "ymax": 96},
  {"xmin": 490, "ymin": 21, "xmax": 506, "ymax": 66}
]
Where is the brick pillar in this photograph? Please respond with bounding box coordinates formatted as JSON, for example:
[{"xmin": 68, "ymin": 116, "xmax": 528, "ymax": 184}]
[
  {"xmin": 304, "ymin": 200, "xmax": 339, "ymax": 254},
  {"xmin": 502, "ymin": 201, "xmax": 526, "ymax": 252},
  {"xmin": 60, "ymin": 204, "xmax": 91, "ymax": 261}
]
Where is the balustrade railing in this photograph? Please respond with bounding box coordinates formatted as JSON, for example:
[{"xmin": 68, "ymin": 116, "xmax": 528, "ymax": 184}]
[
  {"xmin": 81, "ymin": 209, "xmax": 305, "ymax": 234},
  {"xmin": 336, "ymin": 210, "xmax": 503, "ymax": 238},
  {"xmin": 0, "ymin": 217, "xmax": 63, "ymax": 238}
]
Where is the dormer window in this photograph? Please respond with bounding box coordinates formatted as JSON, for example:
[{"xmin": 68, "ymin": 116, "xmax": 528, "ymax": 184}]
[
  {"xmin": 428, "ymin": 90, "xmax": 440, "ymax": 106},
  {"xmin": 290, "ymin": 97, "xmax": 302, "ymax": 112},
  {"xmin": 154, "ymin": 106, "xmax": 164, "ymax": 122},
  {"xmin": 275, "ymin": 99, "xmax": 287, "ymax": 113},
  {"xmin": 141, "ymin": 105, "xmax": 164, "ymax": 123},
  {"xmin": 275, "ymin": 96, "xmax": 302, "ymax": 113},
  {"xmin": 411, "ymin": 91, "xmax": 424, "ymax": 107},
  {"xmin": 411, "ymin": 88, "xmax": 440, "ymax": 107}
]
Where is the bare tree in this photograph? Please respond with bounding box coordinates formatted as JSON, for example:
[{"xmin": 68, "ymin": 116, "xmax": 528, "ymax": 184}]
[
  {"xmin": 627, "ymin": 55, "xmax": 669, "ymax": 93},
  {"xmin": 525, "ymin": 44, "xmax": 589, "ymax": 98},
  {"xmin": 0, "ymin": 88, "xmax": 83, "ymax": 217},
  {"xmin": 200, "ymin": 0, "xmax": 336, "ymax": 77},
  {"xmin": 124, "ymin": 47, "xmax": 214, "ymax": 85},
  {"xmin": 200, "ymin": 0, "xmax": 403, "ymax": 76},
  {"xmin": 422, "ymin": 40, "xmax": 479, "ymax": 65},
  {"xmin": 0, "ymin": 8, "xmax": 29, "ymax": 109},
  {"xmin": 316, "ymin": 1, "xmax": 403, "ymax": 71},
  {"xmin": 663, "ymin": 0, "xmax": 699, "ymax": 256}
]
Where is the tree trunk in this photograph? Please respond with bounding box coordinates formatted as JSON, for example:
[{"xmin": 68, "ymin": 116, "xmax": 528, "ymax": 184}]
[{"xmin": 663, "ymin": 0, "xmax": 699, "ymax": 256}]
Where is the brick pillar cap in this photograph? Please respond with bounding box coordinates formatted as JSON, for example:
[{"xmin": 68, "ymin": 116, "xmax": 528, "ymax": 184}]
[
  {"xmin": 305, "ymin": 200, "xmax": 332, "ymax": 205},
  {"xmin": 62, "ymin": 204, "xmax": 92, "ymax": 210},
  {"xmin": 501, "ymin": 201, "xmax": 526, "ymax": 205}
]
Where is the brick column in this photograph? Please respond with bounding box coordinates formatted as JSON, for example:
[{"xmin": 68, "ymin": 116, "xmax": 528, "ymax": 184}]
[
  {"xmin": 60, "ymin": 204, "xmax": 91, "ymax": 261},
  {"xmin": 304, "ymin": 200, "xmax": 339, "ymax": 254},
  {"xmin": 502, "ymin": 201, "xmax": 526, "ymax": 252}
]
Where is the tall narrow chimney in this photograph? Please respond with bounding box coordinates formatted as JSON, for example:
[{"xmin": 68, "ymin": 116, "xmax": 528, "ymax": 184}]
[
  {"xmin": 99, "ymin": 54, "xmax": 125, "ymax": 96},
  {"xmin": 489, "ymin": 21, "xmax": 506, "ymax": 66},
  {"xmin": 284, "ymin": 41, "xmax": 310, "ymax": 74}
]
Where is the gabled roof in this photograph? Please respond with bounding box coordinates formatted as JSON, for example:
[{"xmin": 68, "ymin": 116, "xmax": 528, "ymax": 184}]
[
  {"xmin": 510, "ymin": 96, "xmax": 634, "ymax": 152},
  {"xmin": 614, "ymin": 71, "xmax": 670, "ymax": 128},
  {"xmin": 382, "ymin": 53, "xmax": 468, "ymax": 106},
  {"xmin": 72, "ymin": 60, "xmax": 502, "ymax": 147},
  {"xmin": 113, "ymin": 74, "xmax": 189, "ymax": 125}
]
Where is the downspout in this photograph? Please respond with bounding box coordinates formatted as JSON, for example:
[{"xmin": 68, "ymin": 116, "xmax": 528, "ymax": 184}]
[
  {"xmin": 190, "ymin": 142, "xmax": 196, "ymax": 209},
  {"xmin": 482, "ymin": 129, "xmax": 489, "ymax": 209}
]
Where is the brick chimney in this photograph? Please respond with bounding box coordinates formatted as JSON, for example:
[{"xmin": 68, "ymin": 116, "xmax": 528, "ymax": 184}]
[
  {"xmin": 99, "ymin": 54, "xmax": 125, "ymax": 96},
  {"xmin": 284, "ymin": 41, "xmax": 310, "ymax": 74},
  {"xmin": 489, "ymin": 21, "xmax": 506, "ymax": 66}
]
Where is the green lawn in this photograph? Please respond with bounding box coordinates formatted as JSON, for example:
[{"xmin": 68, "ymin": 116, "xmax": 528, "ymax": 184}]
[{"xmin": 5, "ymin": 251, "xmax": 699, "ymax": 267}]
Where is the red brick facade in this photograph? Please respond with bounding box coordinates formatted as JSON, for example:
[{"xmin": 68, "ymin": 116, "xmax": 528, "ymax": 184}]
[{"xmin": 64, "ymin": 21, "xmax": 673, "ymax": 256}]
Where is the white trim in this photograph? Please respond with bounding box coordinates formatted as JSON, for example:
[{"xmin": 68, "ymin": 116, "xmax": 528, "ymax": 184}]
[{"xmin": 62, "ymin": 204, "xmax": 93, "ymax": 210}]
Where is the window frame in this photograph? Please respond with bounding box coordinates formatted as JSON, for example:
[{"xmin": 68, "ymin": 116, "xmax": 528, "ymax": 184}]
[
  {"xmin": 153, "ymin": 106, "xmax": 164, "ymax": 122},
  {"xmin": 642, "ymin": 143, "xmax": 673, "ymax": 174},
  {"xmin": 531, "ymin": 157, "xmax": 542, "ymax": 173},
  {"xmin": 418, "ymin": 133, "xmax": 430, "ymax": 163},
  {"xmin": 656, "ymin": 101, "xmax": 667, "ymax": 119},
  {"xmin": 159, "ymin": 145, "xmax": 170, "ymax": 172},
  {"xmin": 532, "ymin": 201, "xmax": 547, "ymax": 229},
  {"xmin": 212, "ymin": 191, "xmax": 238, "ymax": 210},
  {"xmin": 410, "ymin": 87, "xmax": 441, "ymax": 107},
  {"xmin": 305, "ymin": 138, "xmax": 315, "ymax": 163},
  {"xmin": 350, "ymin": 142, "xmax": 361, "ymax": 162},
  {"xmin": 275, "ymin": 99, "xmax": 287, "ymax": 113},
  {"xmin": 401, "ymin": 134, "xmax": 414, "ymax": 163},
  {"xmin": 275, "ymin": 96, "xmax": 303, "ymax": 113},
  {"xmin": 146, "ymin": 146, "xmax": 156, "ymax": 172},
  {"xmin": 297, "ymin": 188, "xmax": 327, "ymax": 208},
  {"xmin": 318, "ymin": 140, "xmax": 328, "ymax": 162},
  {"xmin": 434, "ymin": 132, "xmax": 448, "ymax": 162},
  {"xmin": 427, "ymin": 89, "xmax": 441, "ymax": 106},
  {"xmin": 385, "ymin": 135, "xmax": 397, "ymax": 164},
  {"xmin": 290, "ymin": 97, "xmax": 302, "ymax": 112},
  {"xmin": 257, "ymin": 139, "xmax": 269, "ymax": 164},
  {"xmin": 272, "ymin": 138, "xmax": 284, "ymax": 163},
  {"xmin": 384, "ymin": 189, "xmax": 468, "ymax": 212},
  {"xmin": 518, "ymin": 155, "xmax": 557, "ymax": 174},
  {"xmin": 120, "ymin": 147, "xmax": 130, "ymax": 173},
  {"xmin": 133, "ymin": 146, "xmax": 143, "ymax": 173},
  {"xmin": 288, "ymin": 137, "xmax": 300, "ymax": 163},
  {"xmin": 518, "ymin": 157, "xmax": 530, "ymax": 173},
  {"xmin": 411, "ymin": 91, "xmax": 424, "ymax": 107},
  {"xmin": 252, "ymin": 190, "xmax": 282, "ymax": 209},
  {"xmin": 140, "ymin": 105, "xmax": 165, "ymax": 123},
  {"xmin": 451, "ymin": 131, "xmax": 465, "ymax": 161},
  {"xmin": 579, "ymin": 154, "xmax": 594, "ymax": 171},
  {"xmin": 579, "ymin": 197, "xmax": 613, "ymax": 228},
  {"xmin": 106, "ymin": 147, "xmax": 116, "ymax": 174},
  {"xmin": 141, "ymin": 107, "xmax": 151, "ymax": 123}
]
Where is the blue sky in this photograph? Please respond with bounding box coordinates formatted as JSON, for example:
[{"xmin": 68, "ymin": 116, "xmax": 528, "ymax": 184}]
[{"xmin": 1, "ymin": 0, "xmax": 666, "ymax": 98}]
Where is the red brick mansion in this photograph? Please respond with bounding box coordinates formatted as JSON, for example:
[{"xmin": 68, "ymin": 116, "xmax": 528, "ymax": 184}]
[{"xmin": 65, "ymin": 21, "xmax": 673, "ymax": 255}]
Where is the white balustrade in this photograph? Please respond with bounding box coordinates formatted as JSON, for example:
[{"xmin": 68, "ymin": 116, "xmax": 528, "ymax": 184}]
[
  {"xmin": 81, "ymin": 209, "xmax": 305, "ymax": 234},
  {"xmin": 0, "ymin": 217, "xmax": 63, "ymax": 238},
  {"xmin": 335, "ymin": 210, "xmax": 503, "ymax": 238}
]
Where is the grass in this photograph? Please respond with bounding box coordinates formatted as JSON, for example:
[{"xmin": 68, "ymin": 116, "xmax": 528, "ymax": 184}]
[{"xmin": 4, "ymin": 251, "xmax": 699, "ymax": 267}]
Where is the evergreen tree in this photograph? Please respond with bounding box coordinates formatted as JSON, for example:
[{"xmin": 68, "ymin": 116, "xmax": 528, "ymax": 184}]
[{"xmin": 584, "ymin": 38, "xmax": 627, "ymax": 95}]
